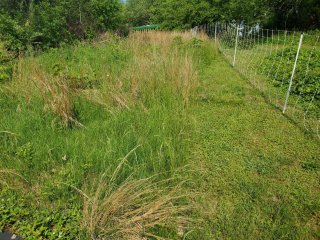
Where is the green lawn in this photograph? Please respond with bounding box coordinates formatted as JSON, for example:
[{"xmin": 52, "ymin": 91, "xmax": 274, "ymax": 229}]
[
  {"xmin": 0, "ymin": 33, "xmax": 319, "ymax": 239},
  {"xmin": 189, "ymin": 45, "xmax": 320, "ymax": 239}
]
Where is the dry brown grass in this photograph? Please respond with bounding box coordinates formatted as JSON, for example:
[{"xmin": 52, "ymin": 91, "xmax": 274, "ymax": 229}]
[
  {"xmin": 81, "ymin": 176, "xmax": 190, "ymax": 240},
  {"xmin": 75, "ymin": 150, "xmax": 192, "ymax": 239},
  {"xmin": 11, "ymin": 57, "xmax": 78, "ymax": 127},
  {"xmin": 129, "ymin": 30, "xmax": 207, "ymax": 47},
  {"xmin": 128, "ymin": 31, "xmax": 200, "ymax": 101}
]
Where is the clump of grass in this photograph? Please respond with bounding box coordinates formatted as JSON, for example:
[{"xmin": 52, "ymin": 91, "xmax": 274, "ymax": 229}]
[
  {"xmin": 81, "ymin": 176, "xmax": 190, "ymax": 239},
  {"xmin": 77, "ymin": 153, "xmax": 191, "ymax": 239},
  {"xmin": 9, "ymin": 31, "xmax": 200, "ymax": 126},
  {"xmin": 0, "ymin": 32, "xmax": 203, "ymax": 238},
  {"xmin": 128, "ymin": 31, "xmax": 200, "ymax": 101},
  {"xmin": 11, "ymin": 57, "xmax": 79, "ymax": 127}
]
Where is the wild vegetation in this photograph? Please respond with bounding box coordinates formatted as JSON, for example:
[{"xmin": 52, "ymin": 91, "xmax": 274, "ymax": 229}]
[
  {"xmin": 264, "ymin": 47, "xmax": 320, "ymax": 110},
  {"xmin": 125, "ymin": 0, "xmax": 320, "ymax": 30},
  {"xmin": 0, "ymin": 0, "xmax": 124, "ymax": 51},
  {"xmin": 1, "ymin": 0, "xmax": 319, "ymax": 53},
  {"xmin": 0, "ymin": 0, "xmax": 319, "ymax": 239},
  {"xmin": 0, "ymin": 31, "xmax": 208, "ymax": 239},
  {"xmin": 1, "ymin": 29, "xmax": 319, "ymax": 239}
]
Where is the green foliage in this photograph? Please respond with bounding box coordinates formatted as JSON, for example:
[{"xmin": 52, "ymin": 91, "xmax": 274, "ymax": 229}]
[
  {"xmin": 267, "ymin": 0, "xmax": 320, "ymax": 29},
  {"xmin": 127, "ymin": 0, "xmax": 270, "ymax": 30},
  {"xmin": 125, "ymin": 0, "xmax": 320, "ymax": 30},
  {"xmin": 90, "ymin": 0, "xmax": 122, "ymax": 32},
  {"xmin": 0, "ymin": 64, "xmax": 11, "ymax": 83},
  {"xmin": 0, "ymin": 42, "xmax": 13, "ymax": 82},
  {"xmin": 28, "ymin": 2, "xmax": 73, "ymax": 49},
  {"xmin": 0, "ymin": 0, "xmax": 123, "ymax": 51},
  {"xmin": 263, "ymin": 47, "xmax": 320, "ymax": 113},
  {"xmin": 151, "ymin": 0, "xmax": 216, "ymax": 30},
  {"xmin": 0, "ymin": 14, "xmax": 30, "ymax": 52},
  {"xmin": 0, "ymin": 189, "xmax": 81, "ymax": 240},
  {"xmin": 16, "ymin": 142, "xmax": 34, "ymax": 169},
  {"xmin": 125, "ymin": 0, "xmax": 156, "ymax": 26}
]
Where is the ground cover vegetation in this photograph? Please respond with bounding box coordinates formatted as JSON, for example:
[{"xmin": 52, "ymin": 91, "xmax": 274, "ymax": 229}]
[
  {"xmin": 263, "ymin": 46, "xmax": 320, "ymax": 114},
  {"xmin": 0, "ymin": 0, "xmax": 319, "ymax": 239},
  {"xmin": 1, "ymin": 29, "xmax": 319, "ymax": 240}
]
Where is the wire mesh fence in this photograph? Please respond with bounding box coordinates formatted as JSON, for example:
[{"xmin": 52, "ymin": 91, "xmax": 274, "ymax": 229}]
[{"xmin": 194, "ymin": 23, "xmax": 320, "ymax": 140}]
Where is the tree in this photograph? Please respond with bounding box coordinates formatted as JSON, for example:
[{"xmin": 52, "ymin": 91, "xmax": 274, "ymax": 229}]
[
  {"xmin": 267, "ymin": 0, "xmax": 320, "ymax": 29},
  {"xmin": 133, "ymin": 0, "xmax": 319, "ymax": 30},
  {"xmin": 0, "ymin": 0, "xmax": 124, "ymax": 51},
  {"xmin": 125, "ymin": 0, "xmax": 155, "ymax": 26},
  {"xmin": 151, "ymin": 0, "xmax": 219, "ymax": 29}
]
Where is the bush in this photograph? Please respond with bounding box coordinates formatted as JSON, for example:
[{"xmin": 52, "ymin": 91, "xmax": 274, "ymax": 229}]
[
  {"xmin": 29, "ymin": 3, "xmax": 73, "ymax": 49},
  {"xmin": 0, "ymin": 0, "xmax": 123, "ymax": 52},
  {"xmin": 0, "ymin": 41, "xmax": 13, "ymax": 83},
  {"xmin": 0, "ymin": 14, "xmax": 30, "ymax": 52}
]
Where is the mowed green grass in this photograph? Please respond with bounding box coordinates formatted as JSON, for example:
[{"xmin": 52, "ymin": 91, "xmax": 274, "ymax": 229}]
[
  {"xmin": 189, "ymin": 46, "xmax": 320, "ymax": 239},
  {"xmin": 0, "ymin": 33, "xmax": 319, "ymax": 239}
]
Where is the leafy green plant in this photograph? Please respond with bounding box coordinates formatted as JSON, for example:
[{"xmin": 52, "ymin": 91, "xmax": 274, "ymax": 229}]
[
  {"xmin": 0, "ymin": 189, "xmax": 82, "ymax": 240},
  {"xmin": 0, "ymin": 41, "xmax": 13, "ymax": 83},
  {"xmin": 0, "ymin": 14, "xmax": 30, "ymax": 52},
  {"xmin": 263, "ymin": 47, "xmax": 320, "ymax": 113},
  {"xmin": 16, "ymin": 142, "xmax": 34, "ymax": 169}
]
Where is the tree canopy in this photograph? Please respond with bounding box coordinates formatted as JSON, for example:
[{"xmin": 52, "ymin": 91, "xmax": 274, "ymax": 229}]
[
  {"xmin": 0, "ymin": 0, "xmax": 123, "ymax": 51},
  {"xmin": 0, "ymin": 0, "xmax": 319, "ymax": 52},
  {"xmin": 125, "ymin": 0, "xmax": 320, "ymax": 30}
]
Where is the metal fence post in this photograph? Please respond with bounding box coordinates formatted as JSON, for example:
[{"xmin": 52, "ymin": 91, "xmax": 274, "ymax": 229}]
[
  {"xmin": 283, "ymin": 34, "xmax": 304, "ymax": 113},
  {"xmin": 232, "ymin": 26, "xmax": 239, "ymax": 67}
]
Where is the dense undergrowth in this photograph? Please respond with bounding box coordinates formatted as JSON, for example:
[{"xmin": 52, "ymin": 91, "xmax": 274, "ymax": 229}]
[
  {"xmin": 0, "ymin": 42, "xmax": 13, "ymax": 83},
  {"xmin": 0, "ymin": 32, "xmax": 210, "ymax": 239}
]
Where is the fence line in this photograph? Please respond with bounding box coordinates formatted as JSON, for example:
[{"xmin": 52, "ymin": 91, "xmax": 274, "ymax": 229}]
[{"xmin": 194, "ymin": 22, "xmax": 320, "ymax": 140}]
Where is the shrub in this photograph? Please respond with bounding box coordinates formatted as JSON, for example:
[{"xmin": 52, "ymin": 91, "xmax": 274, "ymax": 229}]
[
  {"xmin": 0, "ymin": 41, "xmax": 13, "ymax": 83},
  {"xmin": 0, "ymin": 0, "xmax": 123, "ymax": 52},
  {"xmin": 0, "ymin": 14, "xmax": 30, "ymax": 52}
]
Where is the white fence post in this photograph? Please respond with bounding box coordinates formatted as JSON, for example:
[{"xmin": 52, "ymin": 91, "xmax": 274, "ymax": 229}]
[
  {"xmin": 233, "ymin": 26, "xmax": 239, "ymax": 67},
  {"xmin": 283, "ymin": 34, "xmax": 304, "ymax": 114}
]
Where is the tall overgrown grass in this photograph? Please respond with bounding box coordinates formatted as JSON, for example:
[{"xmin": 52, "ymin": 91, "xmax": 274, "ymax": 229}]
[{"xmin": 0, "ymin": 31, "xmax": 212, "ymax": 238}]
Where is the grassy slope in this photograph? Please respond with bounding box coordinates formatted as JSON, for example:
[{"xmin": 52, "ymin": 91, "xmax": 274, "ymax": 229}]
[{"xmin": 190, "ymin": 45, "xmax": 320, "ymax": 239}]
